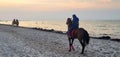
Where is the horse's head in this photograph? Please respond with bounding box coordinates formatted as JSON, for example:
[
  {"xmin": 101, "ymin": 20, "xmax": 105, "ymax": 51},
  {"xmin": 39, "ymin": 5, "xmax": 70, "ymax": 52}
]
[
  {"xmin": 66, "ymin": 18, "xmax": 72, "ymax": 31},
  {"xmin": 66, "ymin": 18, "xmax": 72, "ymax": 26}
]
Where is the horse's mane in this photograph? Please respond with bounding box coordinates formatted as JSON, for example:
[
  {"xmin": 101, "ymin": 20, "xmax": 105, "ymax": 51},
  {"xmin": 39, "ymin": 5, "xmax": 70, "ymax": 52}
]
[{"xmin": 67, "ymin": 18, "xmax": 72, "ymax": 27}]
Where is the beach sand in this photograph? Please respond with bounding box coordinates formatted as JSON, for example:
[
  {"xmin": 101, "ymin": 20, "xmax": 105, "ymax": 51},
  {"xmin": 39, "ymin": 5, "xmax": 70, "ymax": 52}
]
[{"xmin": 0, "ymin": 24, "xmax": 120, "ymax": 57}]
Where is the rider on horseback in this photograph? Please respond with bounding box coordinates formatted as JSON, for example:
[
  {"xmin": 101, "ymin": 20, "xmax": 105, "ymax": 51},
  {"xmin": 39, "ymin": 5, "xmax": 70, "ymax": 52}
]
[
  {"xmin": 66, "ymin": 15, "xmax": 89, "ymax": 54},
  {"xmin": 68, "ymin": 14, "xmax": 79, "ymax": 38}
]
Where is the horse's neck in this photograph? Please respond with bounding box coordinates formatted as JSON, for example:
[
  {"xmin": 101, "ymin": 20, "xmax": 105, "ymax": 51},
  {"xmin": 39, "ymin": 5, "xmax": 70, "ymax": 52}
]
[{"xmin": 68, "ymin": 25, "xmax": 72, "ymax": 30}]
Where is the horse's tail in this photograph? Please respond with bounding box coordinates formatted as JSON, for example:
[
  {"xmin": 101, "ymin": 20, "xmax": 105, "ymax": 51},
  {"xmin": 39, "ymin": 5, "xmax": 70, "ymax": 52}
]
[
  {"xmin": 84, "ymin": 30, "xmax": 90, "ymax": 45},
  {"xmin": 78, "ymin": 28, "xmax": 90, "ymax": 45}
]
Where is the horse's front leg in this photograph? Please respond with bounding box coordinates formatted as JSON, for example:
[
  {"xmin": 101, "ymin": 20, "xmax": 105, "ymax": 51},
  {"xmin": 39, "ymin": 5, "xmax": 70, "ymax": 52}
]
[
  {"xmin": 71, "ymin": 38, "xmax": 75, "ymax": 51},
  {"xmin": 69, "ymin": 38, "xmax": 75, "ymax": 52},
  {"xmin": 68, "ymin": 38, "xmax": 72, "ymax": 52}
]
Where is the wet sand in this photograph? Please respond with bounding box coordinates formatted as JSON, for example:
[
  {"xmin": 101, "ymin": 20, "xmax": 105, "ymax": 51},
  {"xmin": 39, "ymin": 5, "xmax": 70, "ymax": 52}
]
[{"xmin": 0, "ymin": 24, "xmax": 120, "ymax": 57}]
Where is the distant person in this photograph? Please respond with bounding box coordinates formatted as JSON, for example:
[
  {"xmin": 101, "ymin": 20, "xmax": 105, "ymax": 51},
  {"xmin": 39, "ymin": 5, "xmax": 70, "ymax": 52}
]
[
  {"xmin": 12, "ymin": 19, "xmax": 16, "ymax": 26},
  {"xmin": 12, "ymin": 19, "xmax": 19, "ymax": 27},
  {"xmin": 16, "ymin": 19, "xmax": 19, "ymax": 26},
  {"xmin": 68, "ymin": 14, "xmax": 79, "ymax": 37}
]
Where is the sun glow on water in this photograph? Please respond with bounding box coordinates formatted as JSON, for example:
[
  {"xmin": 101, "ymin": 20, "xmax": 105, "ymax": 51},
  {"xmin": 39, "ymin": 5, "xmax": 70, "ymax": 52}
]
[{"xmin": 0, "ymin": 20, "xmax": 120, "ymax": 39}]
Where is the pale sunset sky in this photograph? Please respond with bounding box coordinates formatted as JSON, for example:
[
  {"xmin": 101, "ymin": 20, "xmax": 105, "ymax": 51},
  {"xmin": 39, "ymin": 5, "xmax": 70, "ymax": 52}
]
[{"xmin": 0, "ymin": 0, "xmax": 120, "ymax": 20}]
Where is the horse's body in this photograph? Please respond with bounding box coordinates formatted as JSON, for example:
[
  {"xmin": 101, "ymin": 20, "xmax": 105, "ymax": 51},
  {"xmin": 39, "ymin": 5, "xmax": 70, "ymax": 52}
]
[{"xmin": 66, "ymin": 18, "xmax": 90, "ymax": 54}]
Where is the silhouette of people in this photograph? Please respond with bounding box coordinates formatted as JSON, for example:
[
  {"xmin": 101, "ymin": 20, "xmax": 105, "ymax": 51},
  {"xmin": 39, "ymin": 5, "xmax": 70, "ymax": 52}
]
[
  {"xmin": 16, "ymin": 19, "xmax": 19, "ymax": 26},
  {"xmin": 12, "ymin": 19, "xmax": 19, "ymax": 27},
  {"xmin": 12, "ymin": 19, "xmax": 16, "ymax": 25}
]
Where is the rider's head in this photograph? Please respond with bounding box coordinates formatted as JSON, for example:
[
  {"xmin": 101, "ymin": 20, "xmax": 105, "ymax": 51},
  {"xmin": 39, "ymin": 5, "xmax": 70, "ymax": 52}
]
[{"xmin": 72, "ymin": 14, "xmax": 77, "ymax": 18}]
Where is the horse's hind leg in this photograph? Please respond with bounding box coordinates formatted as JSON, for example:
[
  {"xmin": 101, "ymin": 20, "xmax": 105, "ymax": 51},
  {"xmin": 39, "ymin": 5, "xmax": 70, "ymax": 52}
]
[
  {"xmin": 79, "ymin": 40, "xmax": 85, "ymax": 54},
  {"xmin": 81, "ymin": 43, "xmax": 85, "ymax": 54}
]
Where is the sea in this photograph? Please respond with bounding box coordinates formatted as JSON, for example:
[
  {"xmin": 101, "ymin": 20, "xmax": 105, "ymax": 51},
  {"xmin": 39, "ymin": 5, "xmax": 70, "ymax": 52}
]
[{"xmin": 0, "ymin": 20, "xmax": 120, "ymax": 39}]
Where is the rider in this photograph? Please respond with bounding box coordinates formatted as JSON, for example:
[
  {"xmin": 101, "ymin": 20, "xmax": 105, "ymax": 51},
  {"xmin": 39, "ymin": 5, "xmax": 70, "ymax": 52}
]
[{"xmin": 69, "ymin": 14, "xmax": 79, "ymax": 37}]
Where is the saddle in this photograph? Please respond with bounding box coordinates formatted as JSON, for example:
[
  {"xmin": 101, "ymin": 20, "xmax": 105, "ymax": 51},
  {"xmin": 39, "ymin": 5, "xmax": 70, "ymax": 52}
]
[{"xmin": 71, "ymin": 29, "xmax": 78, "ymax": 38}]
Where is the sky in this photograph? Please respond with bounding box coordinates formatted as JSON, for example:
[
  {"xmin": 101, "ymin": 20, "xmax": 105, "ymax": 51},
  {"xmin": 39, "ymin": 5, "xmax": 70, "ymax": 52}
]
[{"xmin": 0, "ymin": 0, "xmax": 120, "ymax": 20}]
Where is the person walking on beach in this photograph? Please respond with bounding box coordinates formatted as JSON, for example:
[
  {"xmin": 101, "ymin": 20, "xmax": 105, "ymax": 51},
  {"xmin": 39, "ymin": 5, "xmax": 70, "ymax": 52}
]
[
  {"xmin": 12, "ymin": 19, "xmax": 19, "ymax": 26},
  {"xmin": 12, "ymin": 19, "xmax": 16, "ymax": 26},
  {"xmin": 16, "ymin": 19, "xmax": 19, "ymax": 26},
  {"xmin": 68, "ymin": 14, "xmax": 79, "ymax": 37}
]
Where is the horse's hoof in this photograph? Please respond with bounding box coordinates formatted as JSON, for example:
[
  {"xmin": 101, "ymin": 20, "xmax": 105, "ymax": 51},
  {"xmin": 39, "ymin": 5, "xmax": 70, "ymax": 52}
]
[
  {"xmin": 81, "ymin": 52, "xmax": 84, "ymax": 54},
  {"xmin": 72, "ymin": 47, "xmax": 75, "ymax": 51},
  {"xmin": 69, "ymin": 50, "xmax": 71, "ymax": 52}
]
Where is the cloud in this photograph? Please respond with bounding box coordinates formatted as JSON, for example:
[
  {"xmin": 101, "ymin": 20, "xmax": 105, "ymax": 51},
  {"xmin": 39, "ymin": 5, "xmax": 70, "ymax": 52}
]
[
  {"xmin": 0, "ymin": 0, "xmax": 120, "ymax": 12},
  {"xmin": 99, "ymin": 0, "xmax": 112, "ymax": 3}
]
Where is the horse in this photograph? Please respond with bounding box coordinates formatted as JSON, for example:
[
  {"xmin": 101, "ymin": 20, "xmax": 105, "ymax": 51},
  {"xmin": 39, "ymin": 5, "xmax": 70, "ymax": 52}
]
[{"xmin": 66, "ymin": 18, "xmax": 90, "ymax": 54}]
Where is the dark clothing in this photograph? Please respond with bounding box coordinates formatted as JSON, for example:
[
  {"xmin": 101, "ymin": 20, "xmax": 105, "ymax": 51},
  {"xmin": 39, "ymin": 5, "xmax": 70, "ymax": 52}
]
[
  {"xmin": 69, "ymin": 15, "xmax": 79, "ymax": 37},
  {"xmin": 71, "ymin": 15, "xmax": 79, "ymax": 29}
]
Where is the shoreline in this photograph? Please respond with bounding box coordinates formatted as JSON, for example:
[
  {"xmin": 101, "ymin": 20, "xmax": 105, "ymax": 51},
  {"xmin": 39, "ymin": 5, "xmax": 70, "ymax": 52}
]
[
  {"xmin": 0, "ymin": 24, "xmax": 120, "ymax": 42},
  {"xmin": 31, "ymin": 27, "xmax": 120, "ymax": 42}
]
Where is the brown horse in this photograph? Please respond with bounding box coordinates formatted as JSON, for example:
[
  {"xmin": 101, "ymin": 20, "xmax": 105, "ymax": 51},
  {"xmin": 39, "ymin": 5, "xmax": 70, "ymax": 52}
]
[{"xmin": 66, "ymin": 18, "xmax": 90, "ymax": 54}]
